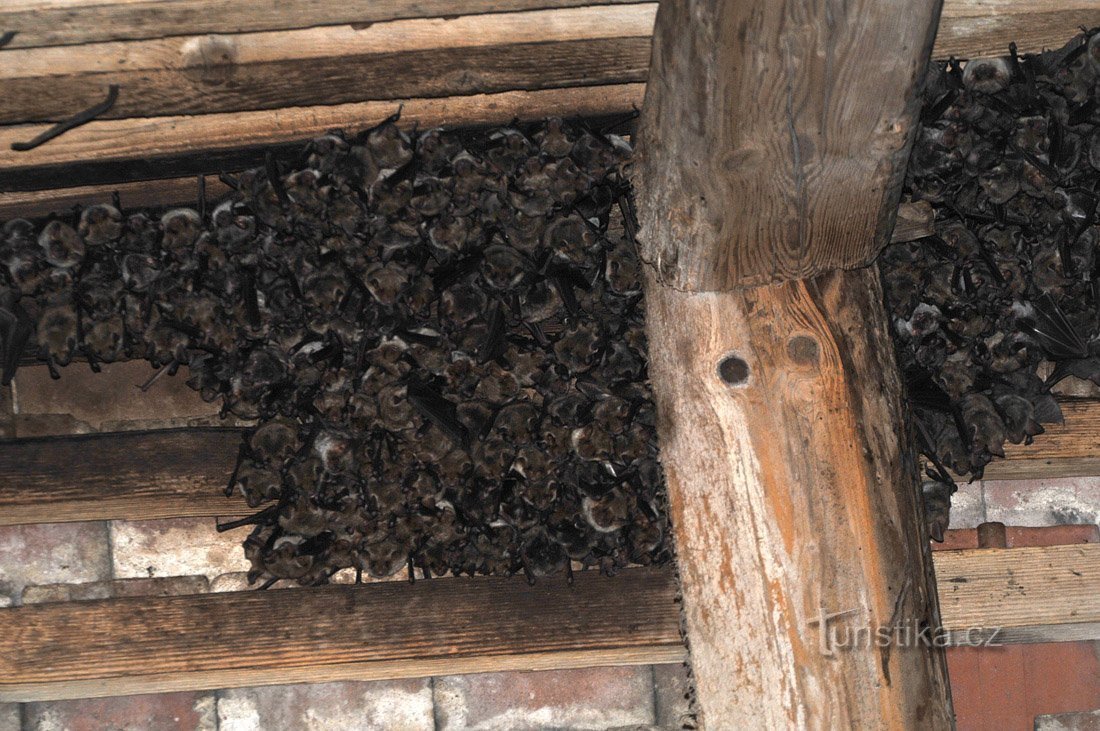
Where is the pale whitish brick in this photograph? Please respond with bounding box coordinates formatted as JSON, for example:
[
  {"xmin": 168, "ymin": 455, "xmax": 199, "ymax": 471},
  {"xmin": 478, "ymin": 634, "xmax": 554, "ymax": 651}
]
[
  {"xmin": 0, "ymin": 703, "xmax": 18, "ymax": 731},
  {"xmin": 217, "ymin": 680, "xmax": 434, "ymax": 731},
  {"xmin": 0, "ymin": 522, "xmax": 110, "ymax": 603},
  {"xmin": 110, "ymin": 518, "xmax": 249, "ymax": 580},
  {"xmin": 983, "ymin": 476, "xmax": 1100, "ymax": 527},
  {"xmin": 947, "ymin": 480, "xmax": 985, "ymax": 529},
  {"xmin": 1035, "ymin": 709, "xmax": 1100, "ymax": 731},
  {"xmin": 22, "ymin": 575, "xmax": 208, "ymax": 604},
  {"xmin": 24, "ymin": 692, "xmax": 216, "ymax": 731},
  {"xmin": 434, "ymin": 666, "xmax": 656, "ymax": 730},
  {"xmin": 653, "ymin": 663, "xmax": 693, "ymax": 729},
  {"xmin": 12, "ymin": 361, "xmax": 221, "ymax": 434}
]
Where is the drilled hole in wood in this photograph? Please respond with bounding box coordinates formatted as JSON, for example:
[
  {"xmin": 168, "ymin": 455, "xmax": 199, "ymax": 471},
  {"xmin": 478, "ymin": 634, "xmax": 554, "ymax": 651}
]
[{"xmin": 717, "ymin": 354, "xmax": 749, "ymax": 386}]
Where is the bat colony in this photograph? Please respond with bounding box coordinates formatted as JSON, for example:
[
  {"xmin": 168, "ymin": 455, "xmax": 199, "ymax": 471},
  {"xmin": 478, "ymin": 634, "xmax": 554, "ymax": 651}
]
[{"xmin": 1, "ymin": 30, "xmax": 1097, "ymax": 584}]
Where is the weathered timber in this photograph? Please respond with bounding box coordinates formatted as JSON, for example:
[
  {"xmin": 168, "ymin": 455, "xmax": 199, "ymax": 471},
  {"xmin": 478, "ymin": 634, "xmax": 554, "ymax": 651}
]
[
  {"xmin": 935, "ymin": 544, "xmax": 1100, "ymax": 645},
  {"xmin": 0, "ymin": 5, "xmax": 655, "ymax": 124},
  {"xmin": 633, "ymin": 0, "xmax": 942, "ymax": 289},
  {"xmin": 0, "ymin": 567, "xmax": 687, "ymax": 702},
  {"xmin": 934, "ymin": 1, "xmax": 1100, "ymax": 60},
  {"xmin": 0, "ymin": 0, "xmax": 643, "ymax": 49},
  {"xmin": 642, "ymin": 265, "xmax": 953, "ymax": 728},
  {"xmin": 0, "ymin": 85, "xmax": 646, "ymax": 192},
  {"xmin": 0, "ymin": 546, "xmax": 1095, "ymax": 702},
  {"xmin": 0, "ymin": 428, "xmax": 247, "ymax": 525},
  {"xmin": 0, "ymin": 176, "xmax": 234, "ymax": 220}
]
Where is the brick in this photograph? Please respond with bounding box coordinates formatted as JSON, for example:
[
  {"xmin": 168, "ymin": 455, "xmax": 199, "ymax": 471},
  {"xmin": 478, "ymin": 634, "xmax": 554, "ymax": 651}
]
[
  {"xmin": 217, "ymin": 679, "xmax": 434, "ymax": 731},
  {"xmin": 110, "ymin": 518, "xmax": 249, "ymax": 580},
  {"xmin": 947, "ymin": 480, "xmax": 986, "ymax": 530},
  {"xmin": 12, "ymin": 361, "xmax": 221, "ymax": 434},
  {"xmin": 25, "ymin": 692, "xmax": 216, "ymax": 731},
  {"xmin": 1036, "ymin": 709, "xmax": 1100, "ymax": 731},
  {"xmin": 0, "ymin": 522, "xmax": 110, "ymax": 602},
  {"xmin": 653, "ymin": 663, "xmax": 693, "ymax": 729},
  {"xmin": 0, "ymin": 703, "xmax": 18, "ymax": 731},
  {"xmin": 22, "ymin": 575, "xmax": 208, "ymax": 604},
  {"xmin": 434, "ymin": 666, "xmax": 656, "ymax": 730},
  {"xmin": 983, "ymin": 477, "xmax": 1100, "ymax": 527}
]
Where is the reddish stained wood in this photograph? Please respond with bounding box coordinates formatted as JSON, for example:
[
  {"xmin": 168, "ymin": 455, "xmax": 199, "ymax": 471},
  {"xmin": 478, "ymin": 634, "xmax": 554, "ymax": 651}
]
[{"xmin": 643, "ymin": 266, "xmax": 953, "ymax": 727}]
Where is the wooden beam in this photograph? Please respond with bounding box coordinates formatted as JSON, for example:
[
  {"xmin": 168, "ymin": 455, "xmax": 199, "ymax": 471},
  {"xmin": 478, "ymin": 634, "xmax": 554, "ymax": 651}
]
[
  {"xmin": 0, "ymin": 0, "xmax": 644, "ymax": 49},
  {"xmin": 0, "ymin": 546, "xmax": 1095, "ymax": 702},
  {"xmin": 633, "ymin": 0, "xmax": 950, "ymax": 726},
  {"xmin": 633, "ymin": 1, "xmax": 941, "ymax": 289},
  {"xmin": 0, "ymin": 567, "xmax": 686, "ymax": 702},
  {"xmin": 0, "ymin": 429, "xmax": 247, "ymax": 525},
  {"xmin": 0, "ymin": 5, "xmax": 656, "ymax": 124},
  {"xmin": 642, "ymin": 266, "xmax": 953, "ymax": 728},
  {"xmin": 0, "ymin": 0, "xmax": 1086, "ymax": 55},
  {"xmin": 0, "ymin": 85, "xmax": 646, "ymax": 192},
  {"xmin": 0, "ymin": 177, "xmax": 235, "ymax": 221},
  {"xmin": 935, "ymin": 544, "xmax": 1100, "ymax": 645}
]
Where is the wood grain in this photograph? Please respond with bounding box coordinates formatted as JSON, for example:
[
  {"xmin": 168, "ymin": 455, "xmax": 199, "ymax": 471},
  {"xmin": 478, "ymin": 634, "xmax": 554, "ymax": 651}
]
[
  {"xmin": 0, "ymin": 85, "xmax": 646, "ymax": 192},
  {"xmin": 0, "ymin": 0, "xmax": 643, "ymax": 49},
  {"xmin": 0, "ymin": 176, "xmax": 233, "ymax": 220},
  {"xmin": 632, "ymin": 0, "xmax": 942, "ymax": 290},
  {"xmin": 975, "ymin": 399, "xmax": 1100, "ymax": 481},
  {"xmin": 935, "ymin": 2, "xmax": 1100, "ymax": 60},
  {"xmin": 0, "ymin": 536, "xmax": 1091, "ymax": 702},
  {"xmin": 935, "ymin": 543, "xmax": 1100, "ymax": 645},
  {"xmin": 0, "ymin": 5, "xmax": 656, "ymax": 124},
  {"xmin": 0, "ymin": 428, "xmax": 247, "ymax": 525},
  {"xmin": 0, "ymin": 567, "xmax": 686, "ymax": 702},
  {"xmin": 642, "ymin": 265, "xmax": 952, "ymax": 728}
]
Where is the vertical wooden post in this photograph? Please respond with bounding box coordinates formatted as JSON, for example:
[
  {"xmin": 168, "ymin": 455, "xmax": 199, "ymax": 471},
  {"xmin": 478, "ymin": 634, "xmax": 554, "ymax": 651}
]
[{"xmin": 633, "ymin": 0, "xmax": 953, "ymax": 727}]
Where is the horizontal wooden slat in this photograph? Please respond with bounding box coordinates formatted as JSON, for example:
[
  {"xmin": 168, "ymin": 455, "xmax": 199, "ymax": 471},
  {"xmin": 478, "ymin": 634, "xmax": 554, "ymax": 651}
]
[
  {"xmin": 0, "ymin": 5, "xmax": 656, "ymax": 124},
  {"xmin": 0, "ymin": 567, "xmax": 687, "ymax": 702},
  {"xmin": 0, "ymin": 545, "xmax": 1094, "ymax": 702},
  {"xmin": 935, "ymin": 544, "xmax": 1100, "ymax": 645},
  {"xmin": 0, "ymin": 428, "xmax": 246, "ymax": 525},
  {"xmin": 0, "ymin": 1, "xmax": 1091, "ymax": 192},
  {"xmin": 0, "ymin": 84, "xmax": 646, "ymax": 193},
  {"xmin": 975, "ymin": 399, "xmax": 1100, "ymax": 481},
  {"xmin": 0, "ymin": 0, "xmax": 643, "ymax": 49},
  {"xmin": 0, "ymin": 176, "xmax": 234, "ymax": 220}
]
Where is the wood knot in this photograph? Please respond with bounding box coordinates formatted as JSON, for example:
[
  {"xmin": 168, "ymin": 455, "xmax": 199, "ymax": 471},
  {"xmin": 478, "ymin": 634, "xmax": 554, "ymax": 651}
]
[
  {"xmin": 787, "ymin": 335, "xmax": 819, "ymax": 366},
  {"xmin": 716, "ymin": 354, "xmax": 749, "ymax": 386},
  {"xmin": 180, "ymin": 35, "xmax": 239, "ymax": 86}
]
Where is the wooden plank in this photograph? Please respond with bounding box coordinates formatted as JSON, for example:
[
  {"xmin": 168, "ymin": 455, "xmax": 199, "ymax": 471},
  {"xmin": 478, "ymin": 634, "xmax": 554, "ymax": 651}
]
[
  {"xmin": 935, "ymin": 1, "xmax": 1100, "ymax": 60},
  {"xmin": 0, "ymin": 567, "xmax": 687, "ymax": 702},
  {"xmin": 935, "ymin": 544, "xmax": 1100, "ymax": 646},
  {"xmin": 0, "ymin": 0, "xmax": 1088, "ymax": 54},
  {"xmin": 0, "ymin": 176, "xmax": 233, "ymax": 220},
  {"xmin": 0, "ymin": 84, "xmax": 646, "ymax": 192},
  {"xmin": 0, "ymin": 0, "xmax": 644, "ymax": 49},
  {"xmin": 0, "ymin": 428, "xmax": 247, "ymax": 525},
  {"xmin": 0, "ymin": 547, "xmax": 1093, "ymax": 702},
  {"xmin": 0, "ymin": 5, "xmax": 656, "ymax": 124}
]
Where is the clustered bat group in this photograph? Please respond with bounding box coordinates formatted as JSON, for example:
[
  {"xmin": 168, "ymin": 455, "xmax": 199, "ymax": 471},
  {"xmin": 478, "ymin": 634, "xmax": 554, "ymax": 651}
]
[
  {"xmin": 0, "ymin": 117, "xmax": 670, "ymax": 586},
  {"xmin": 2, "ymin": 30, "xmax": 1096, "ymax": 578},
  {"xmin": 883, "ymin": 29, "xmax": 1100, "ymax": 536}
]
